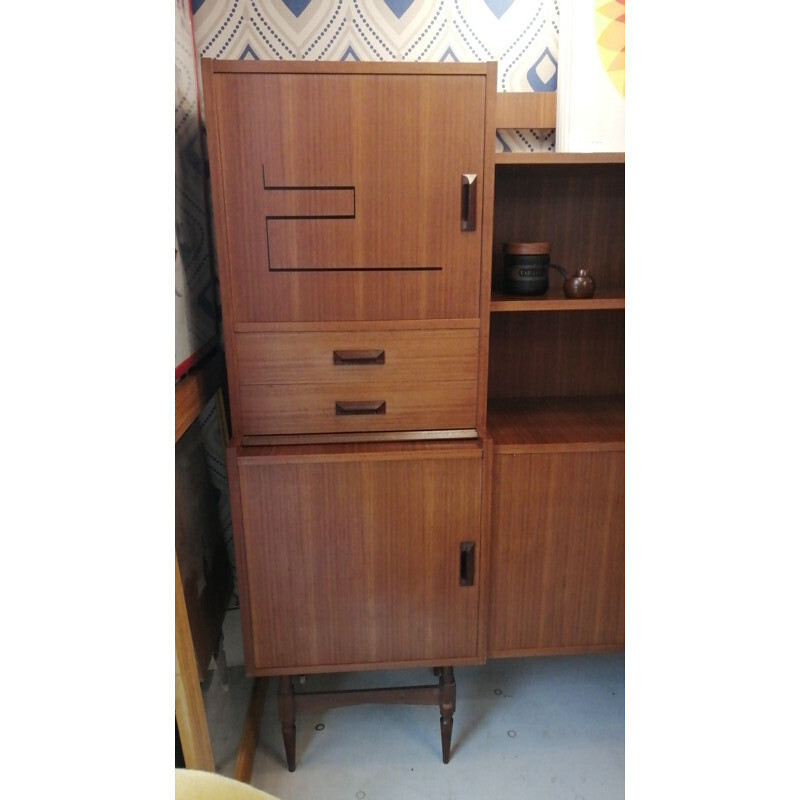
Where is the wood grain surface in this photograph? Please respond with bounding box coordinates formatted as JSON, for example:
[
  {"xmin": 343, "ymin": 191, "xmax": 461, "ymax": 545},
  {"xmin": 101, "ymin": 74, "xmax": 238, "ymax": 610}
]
[
  {"xmin": 488, "ymin": 449, "xmax": 625, "ymax": 655},
  {"xmin": 235, "ymin": 446, "xmax": 485, "ymax": 674},
  {"xmin": 488, "ymin": 309, "xmax": 625, "ymax": 400},
  {"xmin": 492, "ymin": 162, "xmax": 625, "ymax": 294},
  {"xmin": 209, "ymin": 69, "xmax": 488, "ymax": 322},
  {"xmin": 487, "ymin": 395, "xmax": 624, "ymax": 452}
]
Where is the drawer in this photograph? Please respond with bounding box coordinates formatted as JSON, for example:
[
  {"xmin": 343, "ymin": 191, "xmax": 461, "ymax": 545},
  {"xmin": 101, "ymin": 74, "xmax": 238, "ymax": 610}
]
[{"xmin": 234, "ymin": 328, "xmax": 479, "ymax": 435}]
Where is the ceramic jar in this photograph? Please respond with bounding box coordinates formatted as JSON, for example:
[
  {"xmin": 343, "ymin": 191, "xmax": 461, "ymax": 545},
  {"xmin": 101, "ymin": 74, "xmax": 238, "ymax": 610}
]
[{"xmin": 503, "ymin": 242, "xmax": 552, "ymax": 295}]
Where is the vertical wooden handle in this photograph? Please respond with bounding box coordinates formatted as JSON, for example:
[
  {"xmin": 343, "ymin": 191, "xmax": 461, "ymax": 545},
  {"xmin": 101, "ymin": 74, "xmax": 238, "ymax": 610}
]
[
  {"xmin": 459, "ymin": 541, "xmax": 475, "ymax": 586},
  {"xmin": 461, "ymin": 173, "xmax": 477, "ymax": 231}
]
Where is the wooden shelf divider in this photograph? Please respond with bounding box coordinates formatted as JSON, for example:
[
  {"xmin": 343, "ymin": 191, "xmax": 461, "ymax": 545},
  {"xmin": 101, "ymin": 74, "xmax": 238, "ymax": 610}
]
[
  {"xmin": 495, "ymin": 151, "xmax": 625, "ymax": 165},
  {"xmin": 487, "ymin": 395, "xmax": 625, "ymax": 453},
  {"xmin": 490, "ymin": 288, "xmax": 625, "ymax": 312}
]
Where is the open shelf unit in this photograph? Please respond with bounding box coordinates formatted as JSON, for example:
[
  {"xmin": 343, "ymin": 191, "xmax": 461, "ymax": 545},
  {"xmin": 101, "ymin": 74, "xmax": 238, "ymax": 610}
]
[
  {"xmin": 490, "ymin": 287, "xmax": 624, "ymax": 312},
  {"xmin": 487, "ymin": 395, "xmax": 624, "ymax": 453},
  {"xmin": 494, "ymin": 151, "xmax": 624, "ymax": 166},
  {"xmin": 485, "ymin": 115, "xmax": 625, "ymax": 656},
  {"xmin": 487, "ymin": 150, "xmax": 625, "ymax": 449}
]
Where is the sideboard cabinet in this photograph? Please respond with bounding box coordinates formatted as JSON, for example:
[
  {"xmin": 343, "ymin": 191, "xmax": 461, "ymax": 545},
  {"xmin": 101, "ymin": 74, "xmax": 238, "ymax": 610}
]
[
  {"xmin": 202, "ymin": 58, "xmax": 623, "ymax": 769},
  {"xmin": 203, "ymin": 60, "xmax": 497, "ymax": 768},
  {"xmin": 487, "ymin": 154, "xmax": 625, "ymax": 656}
]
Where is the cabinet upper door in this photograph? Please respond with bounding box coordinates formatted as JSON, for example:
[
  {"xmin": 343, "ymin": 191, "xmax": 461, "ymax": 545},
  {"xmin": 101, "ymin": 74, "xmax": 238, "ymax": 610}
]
[{"xmin": 205, "ymin": 64, "xmax": 490, "ymax": 323}]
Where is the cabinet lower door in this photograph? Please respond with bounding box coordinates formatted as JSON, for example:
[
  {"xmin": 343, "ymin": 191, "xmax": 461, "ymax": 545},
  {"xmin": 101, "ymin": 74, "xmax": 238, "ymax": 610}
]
[
  {"xmin": 488, "ymin": 450, "xmax": 624, "ymax": 655},
  {"xmin": 232, "ymin": 443, "xmax": 484, "ymax": 674}
]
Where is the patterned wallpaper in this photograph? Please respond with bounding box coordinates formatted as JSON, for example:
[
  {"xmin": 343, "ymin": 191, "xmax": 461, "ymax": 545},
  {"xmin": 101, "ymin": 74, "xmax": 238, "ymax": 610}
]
[
  {"xmin": 176, "ymin": 0, "xmax": 235, "ymax": 602},
  {"xmin": 175, "ymin": 0, "xmax": 563, "ymax": 609},
  {"xmin": 177, "ymin": 0, "xmax": 562, "ymax": 372},
  {"xmin": 176, "ymin": 0, "xmax": 219, "ymax": 379},
  {"xmin": 191, "ymin": 0, "xmax": 560, "ymax": 152}
]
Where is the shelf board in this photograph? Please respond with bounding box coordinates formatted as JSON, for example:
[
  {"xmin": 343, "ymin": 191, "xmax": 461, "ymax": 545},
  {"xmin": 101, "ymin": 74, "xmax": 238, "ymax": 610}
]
[
  {"xmin": 487, "ymin": 396, "xmax": 625, "ymax": 453},
  {"xmin": 495, "ymin": 91, "xmax": 556, "ymax": 129},
  {"xmin": 494, "ymin": 152, "xmax": 625, "ymax": 166},
  {"xmin": 491, "ymin": 288, "xmax": 625, "ymax": 312}
]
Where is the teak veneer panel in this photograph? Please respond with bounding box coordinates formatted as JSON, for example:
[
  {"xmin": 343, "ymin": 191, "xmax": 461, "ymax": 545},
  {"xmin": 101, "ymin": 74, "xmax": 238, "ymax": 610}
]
[
  {"xmin": 234, "ymin": 436, "xmax": 483, "ymax": 463},
  {"xmin": 494, "ymin": 152, "xmax": 624, "ymax": 165},
  {"xmin": 488, "ymin": 449, "xmax": 625, "ymax": 655},
  {"xmin": 492, "ymin": 162, "xmax": 625, "ymax": 295},
  {"xmin": 495, "ymin": 91, "xmax": 556, "ymax": 129},
  {"xmin": 239, "ymin": 380, "xmax": 479, "ymax": 436},
  {"xmin": 235, "ymin": 327, "xmax": 481, "ymax": 436},
  {"xmin": 487, "ymin": 395, "xmax": 624, "ymax": 452},
  {"xmin": 207, "ymin": 61, "xmax": 492, "ymax": 76},
  {"xmin": 231, "ymin": 446, "xmax": 485, "ymax": 675},
  {"xmin": 490, "ymin": 287, "xmax": 625, "ymax": 312},
  {"xmin": 207, "ymin": 67, "xmax": 488, "ymax": 322},
  {"xmin": 236, "ymin": 328, "xmax": 479, "ymax": 386},
  {"xmin": 488, "ymin": 310, "xmax": 625, "ymax": 400}
]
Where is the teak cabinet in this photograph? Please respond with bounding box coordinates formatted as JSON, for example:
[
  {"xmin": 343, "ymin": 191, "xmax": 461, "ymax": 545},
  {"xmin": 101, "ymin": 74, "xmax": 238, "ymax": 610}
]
[
  {"xmin": 487, "ymin": 154, "xmax": 625, "ymax": 656},
  {"xmin": 202, "ymin": 59, "xmax": 623, "ymax": 767},
  {"xmin": 203, "ymin": 60, "xmax": 497, "ymax": 679}
]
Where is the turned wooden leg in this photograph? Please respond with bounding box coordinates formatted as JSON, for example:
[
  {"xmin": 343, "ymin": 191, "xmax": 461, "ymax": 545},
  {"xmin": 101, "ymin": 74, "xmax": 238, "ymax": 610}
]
[
  {"xmin": 438, "ymin": 666, "xmax": 456, "ymax": 764},
  {"xmin": 278, "ymin": 676, "xmax": 297, "ymax": 772}
]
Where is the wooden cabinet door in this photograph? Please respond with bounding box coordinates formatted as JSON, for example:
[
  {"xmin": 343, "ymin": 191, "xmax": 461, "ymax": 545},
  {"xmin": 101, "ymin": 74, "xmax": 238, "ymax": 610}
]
[
  {"xmin": 208, "ymin": 66, "xmax": 488, "ymax": 322},
  {"xmin": 488, "ymin": 450, "xmax": 624, "ymax": 655},
  {"xmin": 231, "ymin": 443, "xmax": 485, "ymax": 674}
]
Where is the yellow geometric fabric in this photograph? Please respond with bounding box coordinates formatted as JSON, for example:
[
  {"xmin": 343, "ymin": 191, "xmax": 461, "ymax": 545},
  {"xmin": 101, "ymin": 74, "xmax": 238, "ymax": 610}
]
[{"xmin": 594, "ymin": 0, "xmax": 625, "ymax": 96}]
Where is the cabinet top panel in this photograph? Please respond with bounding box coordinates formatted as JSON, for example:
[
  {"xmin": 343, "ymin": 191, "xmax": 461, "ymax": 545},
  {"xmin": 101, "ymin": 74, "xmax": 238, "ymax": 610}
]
[
  {"xmin": 495, "ymin": 152, "xmax": 624, "ymax": 165},
  {"xmin": 203, "ymin": 59, "xmax": 494, "ymax": 77}
]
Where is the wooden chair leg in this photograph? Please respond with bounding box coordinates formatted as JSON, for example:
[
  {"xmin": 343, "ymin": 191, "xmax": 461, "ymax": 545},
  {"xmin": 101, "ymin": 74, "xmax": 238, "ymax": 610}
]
[
  {"xmin": 234, "ymin": 678, "xmax": 268, "ymax": 784},
  {"xmin": 278, "ymin": 676, "xmax": 297, "ymax": 772},
  {"xmin": 175, "ymin": 555, "xmax": 215, "ymax": 771},
  {"xmin": 438, "ymin": 666, "xmax": 456, "ymax": 764}
]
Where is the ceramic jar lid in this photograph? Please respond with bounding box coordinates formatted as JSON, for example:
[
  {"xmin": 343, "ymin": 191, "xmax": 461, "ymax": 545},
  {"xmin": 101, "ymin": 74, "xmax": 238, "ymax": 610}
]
[{"xmin": 503, "ymin": 242, "xmax": 550, "ymax": 256}]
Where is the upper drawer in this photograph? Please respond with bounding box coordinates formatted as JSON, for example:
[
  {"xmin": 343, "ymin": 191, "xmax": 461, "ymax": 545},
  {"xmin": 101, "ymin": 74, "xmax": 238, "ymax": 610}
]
[{"xmin": 234, "ymin": 328, "xmax": 480, "ymax": 436}]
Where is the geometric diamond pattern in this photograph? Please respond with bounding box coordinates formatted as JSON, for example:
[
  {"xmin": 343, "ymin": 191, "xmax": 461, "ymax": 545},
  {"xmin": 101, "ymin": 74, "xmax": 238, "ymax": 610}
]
[{"xmin": 191, "ymin": 0, "xmax": 563, "ymax": 152}]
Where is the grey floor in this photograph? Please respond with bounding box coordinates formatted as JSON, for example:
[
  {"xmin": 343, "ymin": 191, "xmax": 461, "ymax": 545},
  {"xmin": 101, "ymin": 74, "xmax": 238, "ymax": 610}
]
[{"xmin": 202, "ymin": 609, "xmax": 624, "ymax": 800}]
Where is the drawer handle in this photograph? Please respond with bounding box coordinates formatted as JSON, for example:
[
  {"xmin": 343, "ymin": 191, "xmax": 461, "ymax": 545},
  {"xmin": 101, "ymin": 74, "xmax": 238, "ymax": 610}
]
[
  {"xmin": 461, "ymin": 173, "xmax": 477, "ymax": 231},
  {"xmin": 460, "ymin": 542, "xmax": 475, "ymax": 586},
  {"xmin": 335, "ymin": 400, "xmax": 386, "ymax": 416},
  {"xmin": 333, "ymin": 349, "xmax": 385, "ymax": 365}
]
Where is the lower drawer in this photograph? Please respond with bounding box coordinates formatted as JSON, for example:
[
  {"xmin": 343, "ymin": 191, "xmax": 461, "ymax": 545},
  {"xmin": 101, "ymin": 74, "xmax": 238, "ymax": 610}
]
[
  {"xmin": 240, "ymin": 380, "xmax": 477, "ymax": 435},
  {"xmin": 234, "ymin": 327, "xmax": 479, "ymax": 435}
]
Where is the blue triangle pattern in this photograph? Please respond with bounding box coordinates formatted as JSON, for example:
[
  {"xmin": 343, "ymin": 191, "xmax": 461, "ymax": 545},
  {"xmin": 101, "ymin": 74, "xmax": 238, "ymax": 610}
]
[
  {"xmin": 484, "ymin": 0, "xmax": 514, "ymax": 18},
  {"xmin": 384, "ymin": 0, "xmax": 415, "ymax": 19},
  {"xmin": 282, "ymin": 0, "xmax": 312, "ymax": 17},
  {"xmin": 340, "ymin": 45, "xmax": 361, "ymax": 61},
  {"xmin": 239, "ymin": 43, "xmax": 260, "ymax": 60}
]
